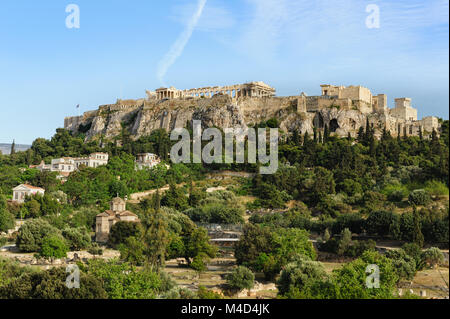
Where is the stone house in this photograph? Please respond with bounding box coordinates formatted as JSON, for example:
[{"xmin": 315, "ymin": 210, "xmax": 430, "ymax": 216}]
[
  {"xmin": 74, "ymin": 152, "xmax": 109, "ymax": 169},
  {"xmin": 12, "ymin": 184, "xmax": 45, "ymax": 203},
  {"xmin": 95, "ymin": 197, "xmax": 139, "ymax": 243}
]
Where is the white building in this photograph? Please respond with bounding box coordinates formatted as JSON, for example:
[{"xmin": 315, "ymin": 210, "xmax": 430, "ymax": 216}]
[
  {"xmin": 51, "ymin": 157, "xmax": 76, "ymax": 173},
  {"xmin": 135, "ymin": 153, "xmax": 161, "ymax": 170},
  {"xmin": 74, "ymin": 152, "xmax": 109, "ymax": 169},
  {"xmin": 12, "ymin": 184, "xmax": 45, "ymax": 203}
]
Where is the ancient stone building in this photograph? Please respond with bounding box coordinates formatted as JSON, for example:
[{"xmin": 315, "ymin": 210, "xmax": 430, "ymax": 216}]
[
  {"xmin": 152, "ymin": 81, "xmax": 276, "ymax": 100},
  {"xmin": 95, "ymin": 197, "xmax": 139, "ymax": 243},
  {"xmin": 64, "ymin": 82, "xmax": 441, "ymax": 142}
]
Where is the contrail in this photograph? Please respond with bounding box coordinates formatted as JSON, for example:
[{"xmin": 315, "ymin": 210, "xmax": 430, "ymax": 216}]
[{"xmin": 157, "ymin": 0, "xmax": 207, "ymax": 86}]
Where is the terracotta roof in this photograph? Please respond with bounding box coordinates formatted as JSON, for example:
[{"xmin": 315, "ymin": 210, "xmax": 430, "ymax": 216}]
[
  {"xmin": 117, "ymin": 211, "xmax": 139, "ymax": 217},
  {"xmin": 96, "ymin": 210, "xmax": 116, "ymax": 218},
  {"xmin": 18, "ymin": 184, "xmax": 45, "ymax": 191}
]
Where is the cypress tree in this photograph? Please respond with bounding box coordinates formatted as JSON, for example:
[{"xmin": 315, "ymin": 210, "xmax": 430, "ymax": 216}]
[
  {"xmin": 324, "ymin": 125, "xmax": 329, "ymax": 143},
  {"xmin": 412, "ymin": 207, "xmax": 424, "ymax": 248},
  {"xmin": 10, "ymin": 140, "xmax": 16, "ymax": 155},
  {"xmin": 357, "ymin": 127, "xmax": 365, "ymax": 142}
]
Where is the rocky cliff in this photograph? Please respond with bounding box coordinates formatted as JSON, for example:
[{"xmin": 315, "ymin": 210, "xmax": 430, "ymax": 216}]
[{"xmin": 64, "ymin": 95, "xmax": 399, "ymax": 141}]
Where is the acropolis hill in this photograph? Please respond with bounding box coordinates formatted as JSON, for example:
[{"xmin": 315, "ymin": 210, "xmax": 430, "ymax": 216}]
[{"xmin": 64, "ymin": 82, "xmax": 441, "ymax": 141}]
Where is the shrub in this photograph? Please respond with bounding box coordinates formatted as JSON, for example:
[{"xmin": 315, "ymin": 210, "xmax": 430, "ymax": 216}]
[
  {"xmin": 16, "ymin": 219, "xmax": 61, "ymax": 252},
  {"xmin": 408, "ymin": 189, "xmax": 431, "ymax": 206},
  {"xmin": 197, "ymin": 286, "xmax": 223, "ymax": 299},
  {"xmin": 277, "ymin": 255, "xmax": 329, "ymax": 298},
  {"xmin": 424, "ymin": 180, "xmax": 449, "ymax": 196},
  {"xmin": 62, "ymin": 227, "xmax": 91, "ymax": 250},
  {"xmin": 109, "ymin": 221, "xmax": 142, "ymax": 248},
  {"xmin": 0, "ymin": 208, "xmax": 15, "ymax": 233},
  {"xmin": 385, "ymin": 249, "xmax": 417, "ymax": 281},
  {"xmin": 88, "ymin": 243, "xmax": 103, "ymax": 256},
  {"xmin": 382, "ymin": 184, "xmax": 408, "ymax": 202},
  {"xmin": 365, "ymin": 210, "xmax": 398, "ymax": 237},
  {"xmin": 226, "ymin": 266, "xmax": 255, "ymax": 292},
  {"xmin": 40, "ymin": 235, "xmax": 69, "ymax": 258},
  {"xmin": 0, "ymin": 267, "xmax": 107, "ymax": 299},
  {"xmin": 421, "ymin": 247, "xmax": 444, "ymax": 268},
  {"xmin": 402, "ymin": 243, "xmax": 424, "ymax": 269},
  {"xmin": 0, "ymin": 195, "xmax": 15, "ymax": 232}
]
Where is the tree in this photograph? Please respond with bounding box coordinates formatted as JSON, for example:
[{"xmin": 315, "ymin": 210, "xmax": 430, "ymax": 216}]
[
  {"xmin": 385, "ymin": 249, "xmax": 417, "ymax": 281},
  {"xmin": 337, "ymin": 228, "xmax": 352, "ymax": 256},
  {"xmin": 161, "ymin": 183, "xmax": 188, "ymax": 211},
  {"xmin": 412, "ymin": 208, "xmax": 424, "ymax": 248},
  {"xmin": 10, "ymin": 140, "xmax": 16, "ymax": 155},
  {"xmin": 184, "ymin": 227, "xmax": 217, "ymax": 268},
  {"xmin": 141, "ymin": 208, "xmax": 169, "ymax": 268},
  {"xmin": 421, "ymin": 247, "xmax": 444, "ymax": 268},
  {"xmin": 277, "ymin": 255, "xmax": 329, "ymax": 298},
  {"xmin": 332, "ymin": 250, "xmax": 398, "ymax": 299},
  {"xmin": 0, "ymin": 267, "xmax": 107, "ymax": 299},
  {"xmin": 62, "ymin": 227, "xmax": 91, "ymax": 250},
  {"xmin": 235, "ymin": 224, "xmax": 272, "ymax": 268},
  {"xmin": 226, "ymin": 266, "xmax": 255, "ymax": 292},
  {"xmin": 109, "ymin": 221, "xmax": 142, "ymax": 248},
  {"xmin": 119, "ymin": 236, "xmax": 146, "ymax": 266},
  {"xmin": 16, "ymin": 218, "xmax": 62, "ymax": 252},
  {"xmin": 40, "ymin": 235, "xmax": 69, "ymax": 258},
  {"xmin": 0, "ymin": 194, "xmax": 15, "ymax": 232},
  {"xmin": 79, "ymin": 259, "xmax": 174, "ymax": 299},
  {"xmin": 408, "ymin": 189, "xmax": 431, "ymax": 206}
]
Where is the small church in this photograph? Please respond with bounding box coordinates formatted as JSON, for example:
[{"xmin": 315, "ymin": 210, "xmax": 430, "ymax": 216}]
[{"xmin": 95, "ymin": 197, "xmax": 140, "ymax": 243}]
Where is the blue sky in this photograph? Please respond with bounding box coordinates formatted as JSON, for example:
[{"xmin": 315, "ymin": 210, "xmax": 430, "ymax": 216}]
[{"xmin": 0, "ymin": 0, "xmax": 448, "ymax": 144}]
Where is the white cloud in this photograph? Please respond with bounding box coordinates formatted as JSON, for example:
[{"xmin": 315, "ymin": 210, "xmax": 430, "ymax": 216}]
[
  {"xmin": 157, "ymin": 0, "xmax": 208, "ymax": 86},
  {"xmin": 170, "ymin": 0, "xmax": 235, "ymax": 31}
]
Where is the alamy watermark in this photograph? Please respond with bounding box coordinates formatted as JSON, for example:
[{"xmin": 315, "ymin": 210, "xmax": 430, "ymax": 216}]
[
  {"xmin": 170, "ymin": 121, "xmax": 279, "ymax": 174},
  {"xmin": 365, "ymin": 264, "xmax": 380, "ymax": 289},
  {"xmin": 366, "ymin": 4, "xmax": 380, "ymax": 29},
  {"xmin": 66, "ymin": 264, "xmax": 80, "ymax": 289},
  {"xmin": 65, "ymin": 4, "xmax": 80, "ymax": 29}
]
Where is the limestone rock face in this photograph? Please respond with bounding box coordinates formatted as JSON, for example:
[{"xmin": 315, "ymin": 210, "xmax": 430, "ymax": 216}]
[{"xmin": 68, "ymin": 95, "xmax": 409, "ymax": 141}]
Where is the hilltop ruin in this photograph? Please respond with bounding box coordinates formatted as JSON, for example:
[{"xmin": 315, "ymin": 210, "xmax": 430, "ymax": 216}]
[{"xmin": 64, "ymin": 82, "xmax": 440, "ymax": 141}]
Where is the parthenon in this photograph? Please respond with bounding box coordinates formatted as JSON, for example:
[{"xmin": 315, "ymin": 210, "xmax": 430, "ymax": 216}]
[{"xmin": 150, "ymin": 81, "xmax": 276, "ymax": 100}]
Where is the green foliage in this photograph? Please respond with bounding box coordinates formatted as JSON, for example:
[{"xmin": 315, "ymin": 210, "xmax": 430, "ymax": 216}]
[
  {"xmin": 184, "ymin": 191, "xmax": 245, "ymax": 224},
  {"xmin": 277, "ymin": 255, "xmax": 329, "ymax": 298},
  {"xmin": 16, "ymin": 218, "xmax": 62, "ymax": 252},
  {"xmin": 421, "ymin": 247, "xmax": 444, "ymax": 268},
  {"xmin": 385, "ymin": 249, "xmax": 417, "ymax": 281},
  {"xmin": 365, "ymin": 210, "xmax": 398, "ymax": 237},
  {"xmin": 424, "ymin": 180, "xmax": 449, "ymax": 196},
  {"xmin": 70, "ymin": 206, "xmax": 99, "ymax": 230},
  {"xmin": 382, "ymin": 183, "xmax": 409, "ymax": 202},
  {"xmin": 197, "ymin": 286, "xmax": 223, "ymax": 299},
  {"xmin": 408, "ymin": 189, "xmax": 431, "ymax": 206},
  {"xmin": 40, "ymin": 235, "xmax": 69, "ymax": 258},
  {"xmin": 0, "ymin": 267, "xmax": 107, "ymax": 299},
  {"xmin": 331, "ymin": 250, "xmax": 398, "ymax": 299},
  {"xmin": 80, "ymin": 259, "xmax": 174, "ymax": 299},
  {"xmin": 0, "ymin": 194, "xmax": 15, "ymax": 232},
  {"xmin": 62, "ymin": 227, "xmax": 91, "ymax": 250},
  {"xmin": 119, "ymin": 236, "xmax": 146, "ymax": 266},
  {"xmin": 226, "ymin": 266, "xmax": 255, "ymax": 292},
  {"xmin": 109, "ymin": 221, "xmax": 142, "ymax": 248},
  {"xmin": 161, "ymin": 183, "xmax": 189, "ymax": 211},
  {"xmin": 235, "ymin": 224, "xmax": 315, "ymax": 280}
]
